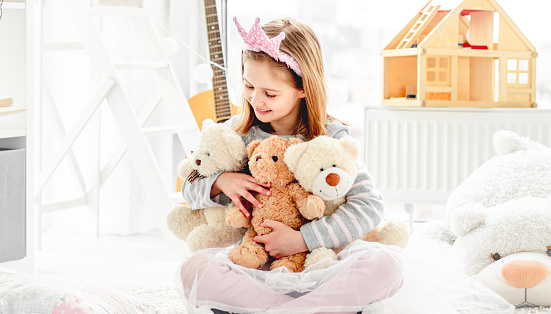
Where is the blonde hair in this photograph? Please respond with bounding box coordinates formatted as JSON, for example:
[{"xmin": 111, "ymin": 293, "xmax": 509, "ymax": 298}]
[{"xmin": 233, "ymin": 18, "xmax": 330, "ymax": 140}]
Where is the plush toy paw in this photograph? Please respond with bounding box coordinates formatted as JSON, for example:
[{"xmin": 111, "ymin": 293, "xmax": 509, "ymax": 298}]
[
  {"xmin": 228, "ymin": 242, "xmax": 269, "ymax": 269},
  {"xmin": 270, "ymin": 253, "xmax": 307, "ymax": 272},
  {"xmin": 410, "ymin": 219, "xmax": 457, "ymax": 246},
  {"xmin": 304, "ymin": 247, "xmax": 338, "ymax": 270},
  {"xmin": 361, "ymin": 220, "xmax": 410, "ymax": 249},
  {"xmin": 166, "ymin": 204, "xmax": 207, "ymax": 240},
  {"xmin": 186, "ymin": 224, "xmax": 246, "ymax": 252},
  {"xmin": 303, "ymin": 195, "xmax": 325, "ymax": 220},
  {"xmin": 202, "ymin": 207, "xmax": 228, "ymax": 225},
  {"xmin": 225, "ymin": 206, "xmax": 251, "ymax": 228}
]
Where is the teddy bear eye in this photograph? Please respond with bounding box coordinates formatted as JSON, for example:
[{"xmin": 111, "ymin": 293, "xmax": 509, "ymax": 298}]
[
  {"xmin": 491, "ymin": 253, "xmax": 501, "ymax": 261},
  {"xmin": 332, "ymin": 164, "xmax": 337, "ymax": 168},
  {"xmin": 320, "ymin": 167, "xmax": 324, "ymax": 172},
  {"xmin": 272, "ymin": 156, "xmax": 278, "ymax": 162},
  {"xmin": 206, "ymin": 152, "xmax": 210, "ymax": 157},
  {"xmin": 547, "ymin": 246, "xmax": 551, "ymax": 257}
]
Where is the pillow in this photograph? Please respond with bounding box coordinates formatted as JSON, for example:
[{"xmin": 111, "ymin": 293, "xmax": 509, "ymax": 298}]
[{"xmin": 0, "ymin": 277, "xmax": 158, "ymax": 314}]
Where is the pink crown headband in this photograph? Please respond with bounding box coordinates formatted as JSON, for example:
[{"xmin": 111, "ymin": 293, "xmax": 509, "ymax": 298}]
[{"xmin": 234, "ymin": 17, "xmax": 302, "ymax": 77}]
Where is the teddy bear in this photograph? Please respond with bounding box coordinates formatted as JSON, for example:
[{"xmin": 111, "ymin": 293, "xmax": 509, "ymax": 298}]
[
  {"xmin": 450, "ymin": 196, "xmax": 551, "ymax": 307},
  {"xmin": 225, "ymin": 136, "xmax": 326, "ymax": 272},
  {"xmin": 283, "ymin": 135, "xmax": 409, "ymax": 268},
  {"xmin": 412, "ymin": 130, "xmax": 551, "ymax": 307},
  {"xmin": 166, "ymin": 119, "xmax": 248, "ymax": 252}
]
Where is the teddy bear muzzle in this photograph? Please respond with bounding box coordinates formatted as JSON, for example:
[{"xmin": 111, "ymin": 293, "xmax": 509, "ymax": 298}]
[
  {"xmin": 312, "ymin": 168, "xmax": 354, "ymax": 201},
  {"xmin": 501, "ymin": 260, "xmax": 548, "ymax": 289},
  {"xmin": 477, "ymin": 251, "xmax": 551, "ymax": 307}
]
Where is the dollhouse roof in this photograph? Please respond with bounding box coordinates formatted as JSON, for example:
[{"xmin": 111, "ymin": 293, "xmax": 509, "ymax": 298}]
[{"xmin": 384, "ymin": 0, "xmax": 535, "ymax": 52}]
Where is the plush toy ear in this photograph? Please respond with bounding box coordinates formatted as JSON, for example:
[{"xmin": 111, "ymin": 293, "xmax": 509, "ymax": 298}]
[
  {"xmin": 492, "ymin": 130, "xmax": 545, "ymax": 155},
  {"xmin": 246, "ymin": 139, "xmax": 262, "ymax": 158},
  {"xmin": 201, "ymin": 119, "xmax": 215, "ymax": 129},
  {"xmin": 449, "ymin": 204, "xmax": 487, "ymax": 237},
  {"xmin": 284, "ymin": 141, "xmax": 309, "ymax": 173},
  {"xmin": 339, "ymin": 136, "xmax": 359, "ymax": 159}
]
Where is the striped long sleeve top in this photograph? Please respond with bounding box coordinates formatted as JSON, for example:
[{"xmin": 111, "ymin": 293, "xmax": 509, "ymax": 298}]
[{"xmin": 181, "ymin": 116, "xmax": 384, "ymax": 251}]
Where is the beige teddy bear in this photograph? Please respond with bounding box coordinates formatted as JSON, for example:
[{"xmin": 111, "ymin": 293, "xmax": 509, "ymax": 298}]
[
  {"xmin": 167, "ymin": 119, "xmax": 247, "ymax": 252},
  {"xmin": 284, "ymin": 135, "xmax": 409, "ymax": 268},
  {"xmin": 225, "ymin": 136, "xmax": 326, "ymax": 272}
]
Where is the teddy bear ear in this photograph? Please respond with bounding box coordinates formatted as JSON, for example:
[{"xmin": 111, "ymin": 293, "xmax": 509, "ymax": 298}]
[
  {"xmin": 339, "ymin": 136, "xmax": 359, "ymax": 159},
  {"xmin": 492, "ymin": 130, "xmax": 545, "ymax": 155},
  {"xmin": 449, "ymin": 204, "xmax": 487, "ymax": 237},
  {"xmin": 283, "ymin": 141, "xmax": 309, "ymax": 173},
  {"xmin": 201, "ymin": 119, "xmax": 215, "ymax": 129},
  {"xmin": 246, "ymin": 139, "xmax": 263, "ymax": 158}
]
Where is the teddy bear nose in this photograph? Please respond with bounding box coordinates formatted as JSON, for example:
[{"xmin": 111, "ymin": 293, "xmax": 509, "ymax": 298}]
[
  {"xmin": 195, "ymin": 159, "xmax": 201, "ymax": 166},
  {"xmin": 501, "ymin": 260, "xmax": 549, "ymax": 288},
  {"xmin": 326, "ymin": 173, "xmax": 340, "ymax": 187}
]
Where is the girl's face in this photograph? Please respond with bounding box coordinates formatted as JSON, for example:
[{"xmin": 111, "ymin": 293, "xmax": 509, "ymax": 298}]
[{"xmin": 242, "ymin": 59, "xmax": 305, "ymax": 135}]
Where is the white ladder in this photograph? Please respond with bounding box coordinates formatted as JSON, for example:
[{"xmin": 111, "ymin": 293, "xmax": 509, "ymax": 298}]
[
  {"xmin": 36, "ymin": 1, "xmax": 200, "ymax": 243},
  {"xmin": 397, "ymin": 4, "xmax": 440, "ymax": 49}
]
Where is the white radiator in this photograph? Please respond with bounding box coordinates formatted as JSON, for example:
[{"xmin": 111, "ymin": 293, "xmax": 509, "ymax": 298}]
[{"xmin": 363, "ymin": 107, "xmax": 551, "ymax": 205}]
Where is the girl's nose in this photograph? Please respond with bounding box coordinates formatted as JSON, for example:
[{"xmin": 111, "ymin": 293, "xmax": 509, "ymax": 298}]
[{"xmin": 250, "ymin": 91, "xmax": 262, "ymax": 107}]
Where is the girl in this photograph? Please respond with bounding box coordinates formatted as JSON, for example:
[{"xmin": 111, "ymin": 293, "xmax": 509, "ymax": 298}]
[{"xmin": 177, "ymin": 17, "xmax": 403, "ymax": 314}]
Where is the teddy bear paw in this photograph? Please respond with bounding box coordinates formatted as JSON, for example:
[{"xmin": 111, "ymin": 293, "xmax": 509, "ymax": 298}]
[
  {"xmin": 304, "ymin": 247, "xmax": 337, "ymax": 270},
  {"xmin": 228, "ymin": 243, "xmax": 269, "ymax": 269},
  {"xmin": 303, "ymin": 195, "xmax": 325, "ymax": 220},
  {"xmin": 225, "ymin": 206, "xmax": 251, "ymax": 228},
  {"xmin": 166, "ymin": 204, "xmax": 207, "ymax": 240},
  {"xmin": 187, "ymin": 224, "xmax": 247, "ymax": 252},
  {"xmin": 270, "ymin": 253, "xmax": 307, "ymax": 272}
]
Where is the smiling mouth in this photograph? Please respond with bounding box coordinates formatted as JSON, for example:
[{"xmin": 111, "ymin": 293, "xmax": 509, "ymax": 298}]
[
  {"xmin": 319, "ymin": 185, "xmax": 342, "ymax": 198},
  {"xmin": 320, "ymin": 190, "xmax": 335, "ymax": 198},
  {"xmin": 255, "ymin": 108, "xmax": 272, "ymax": 114},
  {"xmin": 319, "ymin": 180, "xmax": 352, "ymax": 198}
]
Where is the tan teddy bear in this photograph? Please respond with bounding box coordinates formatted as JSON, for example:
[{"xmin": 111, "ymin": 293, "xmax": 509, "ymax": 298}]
[
  {"xmin": 166, "ymin": 119, "xmax": 247, "ymax": 252},
  {"xmin": 225, "ymin": 136, "xmax": 326, "ymax": 272},
  {"xmin": 284, "ymin": 135, "xmax": 409, "ymax": 268}
]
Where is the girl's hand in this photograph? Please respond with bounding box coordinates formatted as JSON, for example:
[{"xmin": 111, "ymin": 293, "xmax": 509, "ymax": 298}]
[
  {"xmin": 212, "ymin": 172, "xmax": 271, "ymax": 217},
  {"xmin": 253, "ymin": 220, "xmax": 308, "ymax": 259}
]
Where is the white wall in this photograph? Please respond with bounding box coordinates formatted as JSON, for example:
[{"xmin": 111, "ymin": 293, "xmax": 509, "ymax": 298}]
[{"xmin": 38, "ymin": 0, "xmax": 551, "ymax": 235}]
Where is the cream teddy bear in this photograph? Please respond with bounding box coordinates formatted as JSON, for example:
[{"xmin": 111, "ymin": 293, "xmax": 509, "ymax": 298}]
[
  {"xmin": 167, "ymin": 119, "xmax": 247, "ymax": 252},
  {"xmin": 284, "ymin": 135, "xmax": 409, "ymax": 268}
]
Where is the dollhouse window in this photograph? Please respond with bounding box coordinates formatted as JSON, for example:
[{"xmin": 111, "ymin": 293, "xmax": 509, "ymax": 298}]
[
  {"xmin": 426, "ymin": 56, "xmax": 450, "ymax": 86},
  {"xmin": 506, "ymin": 59, "xmax": 529, "ymax": 86}
]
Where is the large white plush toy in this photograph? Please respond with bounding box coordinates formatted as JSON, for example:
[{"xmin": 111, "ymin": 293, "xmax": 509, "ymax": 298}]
[
  {"xmin": 414, "ymin": 130, "xmax": 551, "ymax": 307},
  {"xmin": 166, "ymin": 119, "xmax": 247, "ymax": 252},
  {"xmin": 284, "ymin": 135, "xmax": 409, "ymax": 268},
  {"xmin": 450, "ymin": 196, "xmax": 551, "ymax": 307}
]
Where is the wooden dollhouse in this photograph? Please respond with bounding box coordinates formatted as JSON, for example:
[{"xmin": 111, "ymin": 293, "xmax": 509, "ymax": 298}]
[{"xmin": 382, "ymin": 0, "xmax": 537, "ymax": 108}]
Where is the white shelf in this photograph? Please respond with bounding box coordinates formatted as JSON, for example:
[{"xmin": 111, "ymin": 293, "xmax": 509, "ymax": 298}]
[
  {"xmin": 2, "ymin": 2, "xmax": 25, "ymax": 9},
  {"xmin": 0, "ymin": 129, "xmax": 26, "ymax": 139},
  {"xmin": 0, "ymin": 0, "xmax": 35, "ymax": 274}
]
